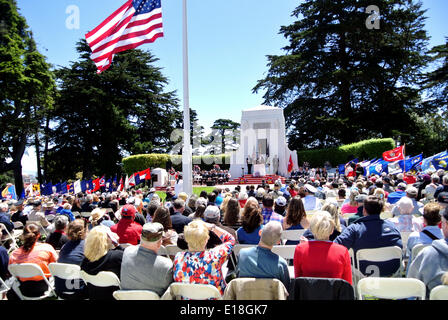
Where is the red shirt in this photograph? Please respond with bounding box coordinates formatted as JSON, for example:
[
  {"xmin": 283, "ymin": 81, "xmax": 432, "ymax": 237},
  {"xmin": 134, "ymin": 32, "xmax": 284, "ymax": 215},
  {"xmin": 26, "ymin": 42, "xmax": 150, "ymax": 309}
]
[
  {"xmin": 294, "ymin": 241, "xmax": 352, "ymax": 285},
  {"xmin": 110, "ymin": 219, "xmax": 143, "ymax": 245},
  {"xmin": 289, "ymin": 189, "xmax": 298, "ymax": 198}
]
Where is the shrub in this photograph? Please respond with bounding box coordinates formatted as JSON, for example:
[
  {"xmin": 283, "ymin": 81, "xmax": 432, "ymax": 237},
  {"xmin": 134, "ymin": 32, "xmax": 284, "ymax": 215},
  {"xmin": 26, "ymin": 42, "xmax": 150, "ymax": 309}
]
[{"xmin": 296, "ymin": 138, "xmax": 396, "ymax": 167}]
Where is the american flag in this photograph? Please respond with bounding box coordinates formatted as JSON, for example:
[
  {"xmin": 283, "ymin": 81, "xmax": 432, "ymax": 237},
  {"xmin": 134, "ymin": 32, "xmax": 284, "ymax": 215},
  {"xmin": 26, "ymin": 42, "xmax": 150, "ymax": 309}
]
[{"xmin": 85, "ymin": 0, "xmax": 163, "ymax": 74}]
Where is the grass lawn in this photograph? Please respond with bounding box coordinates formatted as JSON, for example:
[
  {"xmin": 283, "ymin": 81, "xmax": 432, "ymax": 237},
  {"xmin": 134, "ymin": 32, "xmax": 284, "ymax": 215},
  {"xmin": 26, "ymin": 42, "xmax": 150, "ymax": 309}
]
[{"xmin": 156, "ymin": 186, "xmax": 216, "ymax": 202}]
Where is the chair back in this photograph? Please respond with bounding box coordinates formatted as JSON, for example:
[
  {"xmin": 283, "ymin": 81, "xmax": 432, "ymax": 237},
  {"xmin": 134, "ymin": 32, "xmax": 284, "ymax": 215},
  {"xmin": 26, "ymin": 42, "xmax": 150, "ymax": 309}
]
[
  {"xmin": 357, "ymin": 277, "xmax": 426, "ymax": 300},
  {"xmin": 281, "ymin": 230, "xmax": 306, "ymax": 242},
  {"xmin": 8, "ymin": 263, "xmax": 56, "ymax": 300},
  {"xmin": 13, "ymin": 221, "xmax": 24, "ymax": 229},
  {"xmin": 290, "ymin": 277, "xmax": 354, "ymax": 300},
  {"xmin": 113, "ymin": 290, "xmax": 160, "ymax": 300},
  {"xmin": 81, "ymin": 212, "xmax": 92, "ymax": 218},
  {"xmin": 72, "ymin": 212, "xmax": 80, "ymax": 218},
  {"xmin": 223, "ymin": 278, "xmax": 288, "ymax": 300},
  {"xmin": 411, "ymin": 243, "xmax": 430, "ymax": 260},
  {"xmin": 400, "ymin": 231, "xmax": 412, "ymax": 253},
  {"xmin": 48, "ymin": 263, "xmax": 81, "ymax": 280},
  {"xmin": 271, "ymin": 245, "xmax": 296, "ymax": 260},
  {"xmin": 430, "ymin": 285, "xmax": 448, "ymax": 300},
  {"xmin": 355, "ymin": 246, "xmax": 403, "ymax": 277},
  {"xmin": 165, "ymin": 245, "xmax": 186, "ymax": 257},
  {"xmin": 80, "ymin": 271, "xmax": 121, "ymax": 288},
  {"xmin": 119, "ymin": 243, "xmax": 134, "ymax": 249},
  {"xmin": 168, "ymin": 282, "xmax": 222, "ymax": 300}
]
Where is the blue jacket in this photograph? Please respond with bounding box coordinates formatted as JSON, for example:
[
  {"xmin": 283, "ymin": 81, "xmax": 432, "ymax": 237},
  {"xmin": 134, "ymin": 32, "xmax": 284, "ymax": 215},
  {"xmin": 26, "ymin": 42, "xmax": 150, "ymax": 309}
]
[
  {"xmin": 0, "ymin": 212, "xmax": 14, "ymax": 234},
  {"xmin": 334, "ymin": 214, "xmax": 402, "ymax": 276}
]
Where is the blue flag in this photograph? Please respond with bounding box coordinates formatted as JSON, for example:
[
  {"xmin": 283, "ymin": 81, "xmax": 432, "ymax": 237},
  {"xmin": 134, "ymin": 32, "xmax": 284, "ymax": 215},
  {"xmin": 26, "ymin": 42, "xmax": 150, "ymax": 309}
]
[
  {"xmin": 55, "ymin": 183, "xmax": 62, "ymax": 194},
  {"xmin": 135, "ymin": 173, "xmax": 141, "ymax": 186},
  {"xmin": 60, "ymin": 182, "xmax": 67, "ymax": 194},
  {"xmin": 338, "ymin": 164, "xmax": 345, "ymax": 175},
  {"xmin": 432, "ymin": 151, "xmax": 448, "ymax": 170},
  {"xmin": 81, "ymin": 180, "xmax": 88, "ymax": 192},
  {"xmin": 41, "ymin": 183, "xmax": 53, "ymax": 196}
]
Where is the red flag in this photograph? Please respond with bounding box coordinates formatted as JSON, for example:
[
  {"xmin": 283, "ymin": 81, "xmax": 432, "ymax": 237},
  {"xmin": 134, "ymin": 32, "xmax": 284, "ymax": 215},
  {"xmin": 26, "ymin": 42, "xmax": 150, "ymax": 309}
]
[
  {"xmin": 85, "ymin": 0, "xmax": 163, "ymax": 74},
  {"xmin": 92, "ymin": 178, "xmax": 101, "ymax": 192},
  {"xmin": 139, "ymin": 168, "xmax": 151, "ymax": 180},
  {"xmin": 118, "ymin": 177, "xmax": 124, "ymax": 192},
  {"xmin": 288, "ymin": 155, "xmax": 294, "ymax": 173},
  {"xmin": 383, "ymin": 146, "xmax": 405, "ymax": 162}
]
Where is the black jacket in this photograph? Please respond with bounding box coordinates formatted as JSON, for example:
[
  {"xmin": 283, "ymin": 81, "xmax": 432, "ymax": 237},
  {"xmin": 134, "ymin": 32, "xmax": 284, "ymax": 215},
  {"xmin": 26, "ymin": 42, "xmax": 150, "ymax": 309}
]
[{"xmin": 289, "ymin": 277, "xmax": 354, "ymax": 300}]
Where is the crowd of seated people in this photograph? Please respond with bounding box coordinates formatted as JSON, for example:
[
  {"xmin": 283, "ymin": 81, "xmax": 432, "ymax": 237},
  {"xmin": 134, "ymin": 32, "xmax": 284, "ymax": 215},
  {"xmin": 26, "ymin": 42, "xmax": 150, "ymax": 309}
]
[
  {"xmin": 192, "ymin": 168, "xmax": 231, "ymax": 186},
  {"xmin": 0, "ymin": 167, "xmax": 448, "ymax": 300}
]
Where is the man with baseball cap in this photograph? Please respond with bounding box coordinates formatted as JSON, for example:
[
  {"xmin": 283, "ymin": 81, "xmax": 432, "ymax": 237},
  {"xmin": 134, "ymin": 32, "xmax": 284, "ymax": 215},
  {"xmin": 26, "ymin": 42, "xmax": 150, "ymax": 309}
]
[
  {"xmin": 110, "ymin": 204, "xmax": 143, "ymax": 245},
  {"xmin": 408, "ymin": 206, "xmax": 448, "ymax": 295},
  {"xmin": 120, "ymin": 222, "xmax": 173, "ymax": 296}
]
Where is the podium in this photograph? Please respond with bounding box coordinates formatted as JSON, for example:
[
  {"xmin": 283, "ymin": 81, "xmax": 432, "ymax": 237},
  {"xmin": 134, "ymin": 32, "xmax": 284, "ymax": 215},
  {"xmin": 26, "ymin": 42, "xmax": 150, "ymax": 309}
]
[{"xmin": 253, "ymin": 164, "xmax": 266, "ymax": 177}]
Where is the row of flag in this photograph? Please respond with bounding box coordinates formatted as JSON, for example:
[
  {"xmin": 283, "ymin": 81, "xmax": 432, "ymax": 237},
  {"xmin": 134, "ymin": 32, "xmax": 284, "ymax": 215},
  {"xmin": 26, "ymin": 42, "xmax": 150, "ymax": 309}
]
[
  {"xmin": 338, "ymin": 146, "xmax": 448, "ymax": 176},
  {"xmin": 38, "ymin": 168, "xmax": 151, "ymax": 196},
  {"xmin": 1, "ymin": 168, "xmax": 152, "ymax": 200}
]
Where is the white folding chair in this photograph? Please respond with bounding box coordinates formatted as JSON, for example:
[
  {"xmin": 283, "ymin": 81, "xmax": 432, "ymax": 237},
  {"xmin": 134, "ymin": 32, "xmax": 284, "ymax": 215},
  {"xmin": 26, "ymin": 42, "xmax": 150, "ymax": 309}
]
[
  {"xmin": 72, "ymin": 212, "xmax": 80, "ymax": 218},
  {"xmin": 357, "ymin": 277, "xmax": 426, "ymax": 300},
  {"xmin": 48, "ymin": 263, "xmax": 84, "ymax": 299},
  {"xmin": 113, "ymin": 290, "xmax": 160, "ymax": 300},
  {"xmin": 80, "ymin": 271, "xmax": 121, "ymax": 289},
  {"xmin": 400, "ymin": 231, "xmax": 412, "ymax": 256},
  {"xmin": 166, "ymin": 282, "xmax": 222, "ymax": 300},
  {"xmin": 80, "ymin": 212, "xmax": 92, "ymax": 218},
  {"xmin": 272, "ymin": 245, "xmax": 296, "ymax": 278},
  {"xmin": 8, "ymin": 263, "xmax": 57, "ymax": 300},
  {"xmin": 165, "ymin": 245, "xmax": 186, "ymax": 257},
  {"xmin": 0, "ymin": 276, "xmax": 10, "ymax": 300},
  {"xmin": 430, "ymin": 285, "xmax": 448, "ymax": 300},
  {"xmin": 13, "ymin": 221, "xmax": 24, "ymax": 229},
  {"xmin": 411, "ymin": 243, "xmax": 430, "ymax": 262},
  {"xmin": 380, "ymin": 211, "xmax": 393, "ymax": 220},
  {"xmin": 280, "ymin": 229, "xmax": 306, "ymax": 244},
  {"xmin": 0, "ymin": 223, "xmax": 20, "ymax": 253},
  {"xmin": 355, "ymin": 246, "xmax": 403, "ymax": 279},
  {"xmin": 229, "ymin": 244, "xmax": 256, "ymax": 267},
  {"xmin": 119, "ymin": 243, "xmax": 134, "ymax": 249},
  {"xmin": 158, "ymin": 245, "xmax": 169, "ymax": 258}
]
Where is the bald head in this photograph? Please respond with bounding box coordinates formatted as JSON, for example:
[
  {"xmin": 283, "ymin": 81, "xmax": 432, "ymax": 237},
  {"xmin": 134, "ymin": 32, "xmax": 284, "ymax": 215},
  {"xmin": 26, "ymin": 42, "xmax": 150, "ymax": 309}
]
[{"xmin": 260, "ymin": 221, "xmax": 283, "ymax": 247}]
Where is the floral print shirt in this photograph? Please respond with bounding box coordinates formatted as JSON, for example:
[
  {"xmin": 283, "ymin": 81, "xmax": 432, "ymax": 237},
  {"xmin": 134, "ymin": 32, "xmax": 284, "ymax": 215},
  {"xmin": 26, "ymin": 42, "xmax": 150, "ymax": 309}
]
[{"xmin": 173, "ymin": 232, "xmax": 235, "ymax": 295}]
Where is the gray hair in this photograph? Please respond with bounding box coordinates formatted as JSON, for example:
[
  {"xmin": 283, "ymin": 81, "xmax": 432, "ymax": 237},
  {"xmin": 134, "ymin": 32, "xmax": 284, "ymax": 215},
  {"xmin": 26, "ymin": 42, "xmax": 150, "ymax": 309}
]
[
  {"xmin": 443, "ymin": 175, "xmax": 448, "ymax": 185},
  {"xmin": 260, "ymin": 221, "xmax": 283, "ymax": 247},
  {"xmin": 54, "ymin": 215, "xmax": 69, "ymax": 230}
]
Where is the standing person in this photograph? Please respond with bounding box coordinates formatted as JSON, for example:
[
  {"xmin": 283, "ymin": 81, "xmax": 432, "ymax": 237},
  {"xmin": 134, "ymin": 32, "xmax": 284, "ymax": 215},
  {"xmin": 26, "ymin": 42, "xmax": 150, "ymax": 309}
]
[
  {"xmin": 173, "ymin": 220, "xmax": 235, "ymax": 295},
  {"xmin": 294, "ymin": 211, "xmax": 352, "ymax": 285},
  {"xmin": 246, "ymin": 156, "xmax": 253, "ymax": 175},
  {"xmin": 237, "ymin": 221, "xmax": 290, "ymax": 290},
  {"xmin": 120, "ymin": 222, "xmax": 173, "ymax": 296},
  {"xmin": 8, "ymin": 223, "xmax": 58, "ymax": 299}
]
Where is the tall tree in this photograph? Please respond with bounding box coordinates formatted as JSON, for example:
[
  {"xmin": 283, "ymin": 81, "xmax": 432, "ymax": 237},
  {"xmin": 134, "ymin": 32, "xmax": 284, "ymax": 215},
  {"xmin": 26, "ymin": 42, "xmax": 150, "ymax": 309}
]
[
  {"xmin": 207, "ymin": 119, "xmax": 240, "ymax": 154},
  {"xmin": 46, "ymin": 40, "xmax": 180, "ymax": 182},
  {"xmin": 253, "ymin": 0, "xmax": 431, "ymax": 151},
  {"xmin": 0, "ymin": 0, "xmax": 55, "ymax": 197}
]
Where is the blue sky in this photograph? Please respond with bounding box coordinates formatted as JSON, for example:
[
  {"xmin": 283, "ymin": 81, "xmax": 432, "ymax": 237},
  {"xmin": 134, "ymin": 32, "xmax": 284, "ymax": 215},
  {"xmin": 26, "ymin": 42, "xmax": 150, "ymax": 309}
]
[{"xmin": 16, "ymin": 0, "xmax": 447, "ymax": 174}]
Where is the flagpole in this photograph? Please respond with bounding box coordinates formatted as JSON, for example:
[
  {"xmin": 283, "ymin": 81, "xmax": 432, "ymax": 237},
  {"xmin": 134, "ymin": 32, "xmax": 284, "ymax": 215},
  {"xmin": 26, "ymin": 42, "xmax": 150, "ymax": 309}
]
[
  {"xmin": 182, "ymin": 0, "xmax": 193, "ymax": 196},
  {"xmin": 403, "ymin": 144, "xmax": 406, "ymax": 173}
]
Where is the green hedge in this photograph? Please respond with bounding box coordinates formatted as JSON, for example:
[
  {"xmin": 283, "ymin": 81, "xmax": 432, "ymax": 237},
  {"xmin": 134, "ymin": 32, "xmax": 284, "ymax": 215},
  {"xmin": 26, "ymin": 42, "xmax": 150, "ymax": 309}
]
[
  {"xmin": 296, "ymin": 138, "xmax": 396, "ymax": 167},
  {"xmin": 122, "ymin": 154, "xmax": 231, "ymax": 175}
]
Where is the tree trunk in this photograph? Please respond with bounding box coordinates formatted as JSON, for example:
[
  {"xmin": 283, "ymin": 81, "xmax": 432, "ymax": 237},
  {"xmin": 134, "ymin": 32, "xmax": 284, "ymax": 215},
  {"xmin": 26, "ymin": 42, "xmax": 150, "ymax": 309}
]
[
  {"xmin": 35, "ymin": 132, "xmax": 42, "ymax": 184},
  {"xmin": 43, "ymin": 115, "xmax": 50, "ymax": 182},
  {"xmin": 12, "ymin": 137, "xmax": 27, "ymax": 199}
]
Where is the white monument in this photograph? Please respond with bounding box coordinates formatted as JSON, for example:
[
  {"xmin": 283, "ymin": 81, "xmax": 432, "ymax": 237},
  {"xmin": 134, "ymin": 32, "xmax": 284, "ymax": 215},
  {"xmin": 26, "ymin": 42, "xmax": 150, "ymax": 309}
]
[{"xmin": 229, "ymin": 105, "xmax": 298, "ymax": 178}]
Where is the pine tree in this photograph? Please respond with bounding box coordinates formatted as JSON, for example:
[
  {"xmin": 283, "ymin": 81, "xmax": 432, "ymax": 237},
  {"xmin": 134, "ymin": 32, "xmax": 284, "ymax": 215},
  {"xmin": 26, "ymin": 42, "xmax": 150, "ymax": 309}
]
[{"xmin": 253, "ymin": 0, "xmax": 431, "ymax": 151}]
